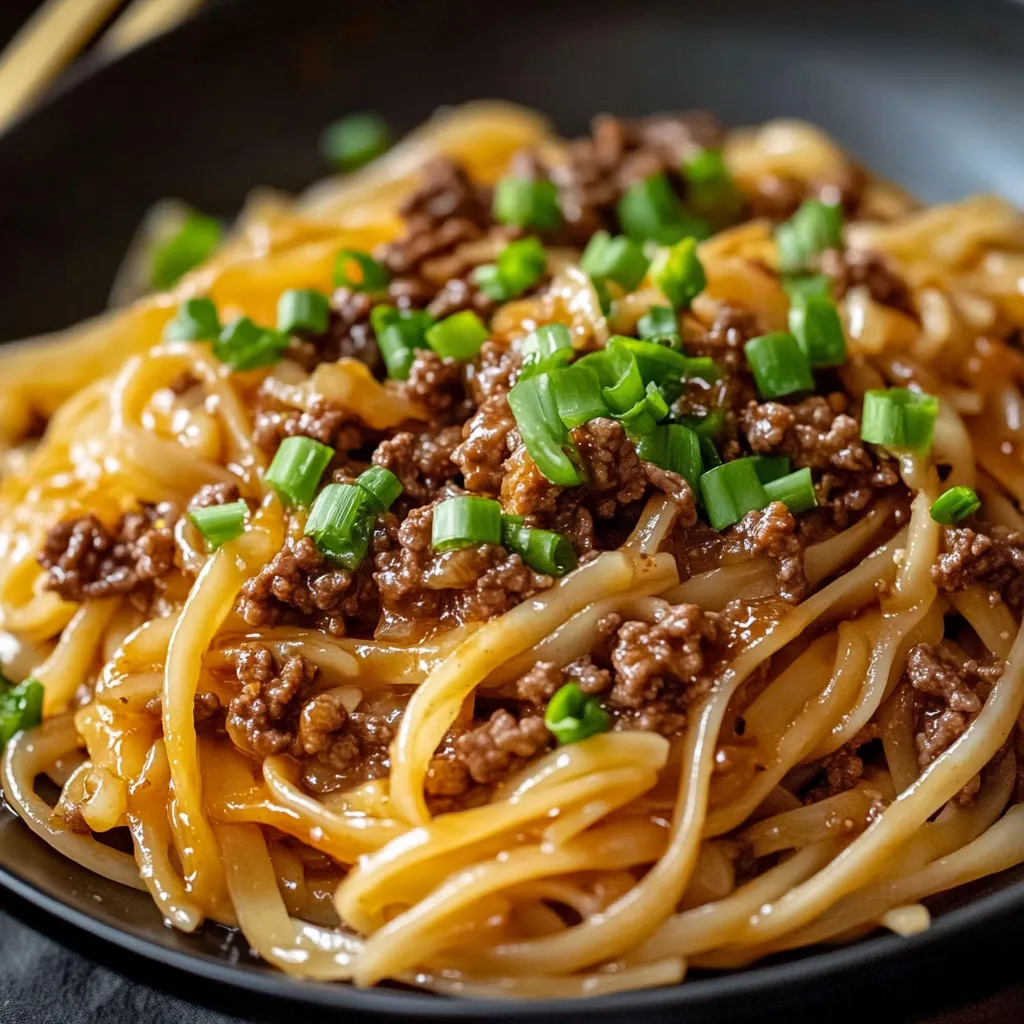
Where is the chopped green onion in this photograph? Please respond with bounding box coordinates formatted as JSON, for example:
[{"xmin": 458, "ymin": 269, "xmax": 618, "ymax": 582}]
[
  {"xmin": 320, "ymin": 112, "xmax": 391, "ymax": 171},
  {"xmin": 649, "ymin": 237, "xmax": 706, "ymax": 309},
  {"xmin": 752, "ymin": 456, "xmax": 792, "ymax": 484},
  {"xmin": 610, "ymin": 336, "xmax": 689, "ymax": 387},
  {"xmin": 579, "ymin": 231, "xmax": 650, "ymax": 294},
  {"xmin": 789, "ymin": 293, "xmax": 846, "ymax": 368},
  {"xmin": 682, "ymin": 148, "xmax": 744, "ymax": 225},
  {"xmin": 0, "ymin": 676, "xmax": 44, "ymax": 751},
  {"xmin": 304, "ymin": 483, "xmax": 377, "ymax": 569},
  {"xmin": 355, "ymin": 466, "xmax": 403, "ymax": 512},
  {"xmin": 775, "ymin": 200, "xmax": 844, "ymax": 274},
  {"xmin": 699, "ymin": 435, "xmax": 723, "ymax": 470},
  {"xmin": 930, "ymin": 486, "xmax": 981, "ymax": 525},
  {"xmin": 334, "ymin": 249, "xmax": 390, "ymax": 293},
  {"xmin": 164, "ymin": 297, "xmax": 221, "ymax": 342},
  {"xmin": 544, "ymin": 682, "xmax": 611, "ymax": 746},
  {"xmin": 501, "ymin": 518, "xmax": 578, "ymax": 577},
  {"xmin": 493, "ymin": 177, "xmax": 562, "ymax": 231},
  {"xmin": 782, "ymin": 273, "xmax": 832, "ymax": 302},
  {"xmin": 577, "ymin": 345, "xmax": 645, "ymax": 414},
  {"xmin": 431, "ymin": 496, "xmax": 502, "ymax": 551},
  {"xmin": 637, "ymin": 424, "xmax": 703, "ymax": 489},
  {"xmin": 520, "ymin": 323, "xmax": 574, "ymax": 379},
  {"xmin": 425, "ymin": 310, "xmax": 489, "ymax": 361},
  {"xmin": 188, "ymin": 500, "xmax": 247, "ymax": 551},
  {"xmin": 744, "ymin": 332, "xmax": 815, "ymax": 399},
  {"xmin": 277, "ymin": 289, "xmax": 330, "ymax": 336},
  {"xmin": 699, "ymin": 459, "xmax": 769, "ymax": 530},
  {"xmin": 473, "ymin": 236, "xmax": 547, "ymax": 302},
  {"xmin": 637, "ymin": 306, "xmax": 679, "ymax": 341},
  {"xmin": 677, "ymin": 410, "xmax": 723, "ymax": 440},
  {"xmin": 507, "ymin": 375, "xmax": 585, "ymax": 487},
  {"xmin": 549, "ymin": 364, "xmax": 609, "ymax": 429},
  {"xmin": 150, "ymin": 212, "xmax": 222, "ymax": 291},
  {"xmin": 861, "ymin": 388, "xmax": 939, "ymax": 452},
  {"xmin": 371, "ymin": 306, "xmax": 433, "ymax": 380},
  {"xmin": 764, "ymin": 468, "xmax": 818, "ymax": 515},
  {"xmin": 618, "ymin": 173, "xmax": 708, "ymax": 245},
  {"xmin": 213, "ymin": 317, "xmax": 288, "ymax": 372},
  {"xmin": 265, "ymin": 436, "xmax": 335, "ymax": 508},
  {"xmin": 618, "ymin": 382, "xmax": 671, "ymax": 438}
]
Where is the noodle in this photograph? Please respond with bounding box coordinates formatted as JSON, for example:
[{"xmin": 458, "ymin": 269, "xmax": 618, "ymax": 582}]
[{"xmin": 2, "ymin": 101, "xmax": 1024, "ymax": 1000}]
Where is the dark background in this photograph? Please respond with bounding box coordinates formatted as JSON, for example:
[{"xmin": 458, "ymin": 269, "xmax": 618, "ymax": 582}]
[{"xmin": 2, "ymin": 1, "xmax": 1024, "ymax": 1021}]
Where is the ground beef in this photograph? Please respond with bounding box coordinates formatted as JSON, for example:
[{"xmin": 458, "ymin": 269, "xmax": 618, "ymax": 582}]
[
  {"xmin": 930, "ymin": 524, "xmax": 1024, "ymax": 606},
  {"xmin": 803, "ymin": 724, "xmax": 881, "ymax": 804},
  {"xmin": 514, "ymin": 656, "xmax": 612, "ymax": 704},
  {"xmin": 371, "ymin": 426, "xmax": 462, "ymax": 502},
  {"xmin": 426, "ymin": 276, "xmax": 500, "ymax": 321},
  {"xmin": 907, "ymin": 643, "xmax": 1003, "ymax": 769},
  {"xmin": 724, "ymin": 501, "xmax": 807, "ymax": 602},
  {"xmin": 239, "ymin": 534, "xmax": 381, "ymax": 636},
  {"xmin": 554, "ymin": 111, "xmax": 724, "ymax": 242},
  {"xmin": 288, "ymin": 289, "xmax": 381, "ymax": 374},
  {"xmin": 251, "ymin": 394, "xmax": 375, "ymax": 456},
  {"xmin": 821, "ymin": 248, "xmax": 914, "ymax": 316},
  {"xmin": 38, "ymin": 504, "xmax": 176, "ymax": 610},
  {"xmin": 500, "ymin": 444, "xmax": 562, "ymax": 517},
  {"xmin": 608, "ymin": 604, "xmax": 718, "ymax": 717},
  {"xmin": 373, "ymin": 502, "xmax": 553, "ymax": 623},
  {"xmin": 469, "ymin": 340, "xmax": 521, "ymax": 405},
  {"xmin": 454, "ymin": 709, "xmax": 551, "ymax": 785},
  {"xmin": 451, "ymin": 395, "xmax": 517, "ymax": 494},
  {"xmin": 187, "ymin": 482, "xmax": 241, "ymax": 511},
  {"xmin": 745, "ymin": 168, "xmax": 865, "ymax": 222},
  {"xmin": 402, "ymin": 350, "xmax": 467, "ymax": 424},
  {"xmin": 225, "ymin": 644, "xmax": 391, "ymax": 793}
]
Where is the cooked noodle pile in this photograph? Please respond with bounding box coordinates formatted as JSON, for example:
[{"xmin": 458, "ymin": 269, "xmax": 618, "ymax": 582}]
[{"xmin": 3, "ymin": 102, "xmax": 1024, "ymax": 999}]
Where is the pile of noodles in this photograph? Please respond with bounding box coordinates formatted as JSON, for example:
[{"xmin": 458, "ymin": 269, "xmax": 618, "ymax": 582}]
[{"xmin": 2, "ymin": 102, "xmax": 1024, "ymax": 999}]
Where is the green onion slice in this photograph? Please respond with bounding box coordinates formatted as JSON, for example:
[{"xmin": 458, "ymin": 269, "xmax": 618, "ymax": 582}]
[
  {"xmin": 544, "ymin": 682, "xmax": 612, "ymax": 746},
  {"xmin": 677, "ymin": 410, "xmax": 723, "ymax": 440},
  {"xmin": 744, "ymin": 331, "xmax": 815, "ymax": 399},
  {"xmin": 637, "ymin": 305, "xmax": 679, "ymax": 341},
  {"xmin": 618, "ymin": 381, "xmax": 671, "ymax": 438},
  {"xmin": 549, "ymin": 363, "xmax": 609, "ymax": 429},
  {"xmin": 371, "ymin": 305, "xmax": 433, "ymax": 380},
  {"xmin": 493, "ymin": 177, "xmax": 562, "ymax": 231},
  {"xmin": 775, "ymin": 199, "xmax": 844, "ymax": 274},
  {"xmin": 265, "ymin": 436, "xmax": 335, "ymax": 508},
  {"xmin": 520, "ymin": 323, "xmax": 574, "ymax": 379},
  {"xmin": 618, "ymin": 173, "xmax": 708, "ymax": 245},
  {"xmin": 431, "ymin": 496, "xmax": 502, "ymax": 551},
  {"xmin": 425, "ymin": 309, "xmax": 489, "ymax": 361},
  {"xmin": 164, "ymin": 297, "xmax": 221, "ymax": 342},
  {"xmin": 699, "ymin": 435, "xmax": 723, "ymax": 470},
  {"xmin": 637, "ymin": 424, "xmax": 703, "ymax": 489},
  {"xmin": 763, "ymin": 467, "xmax": 818, "ymax": 515},
  {"xmin": 277, "ymin": 289, "xmax": 330, "ymax": 336},
  {"xmin": 150, "ymin": 212, "xmax": 222, "ymax": 291},
  {"xmin": 355, "ymin": 466, "xmax": 403, "ymax": 511},
  {"xmin": 752, "ymin": 456, "xmax": 792, "ymax": 484},
  {"xmin": 789, "ymin": 293, "xmax": 846, "ymax": 368},
  {"xmin": 304, "ymin": 483, "xmax": 377, "ymax": 569},
  {"xmin": 577, "ymin": 345, "xmax": 645, "ymax": 414},
  {"xmin": 320, "ymin": 112, "xmax": 391, "ymax": 171},
  {"xmin": 213, "ymin": 317, "xmax": 288, "ymax": 372},
  {"xmin": 860, "ymin": 388, "xmax": 939, "ymax": 452},
  {"xmin": 501, "ymin": 518, "xmax": 578, "ymax": 577},
  {"xmin": 682, "ymin": 147, "xmax": 744, "ymax": 225},
  {"xmin": 507, "ymin": 375, "xmax": 586, "ymax": 487},
  {"xmin": 0, "ymin": 675, "xmax": 44, "ymax": 751},
  {"xmin": 649, "ymin": 236, "xmax": 707, "ymax": 309},
  {"xmin": 782, "ymin": 272, "xmax": 832, "ymax": 302},
  {"xmin": 699, "ymin": 459, "xmax": 770, "ymax": 530},
  {"xmin": 334, "ymin": 249, "xmax": 390, "ymax": 293},
  {"xmin": 930, "ymin": 486, "xmax": 981, "ymax": 525},
  {"xmin": 188, "ymin": 500, "xmax": 247, "ymax": 551},
  {"xmin": 579, "ymin": 231, "xmax": 650, "ymax": 294}
]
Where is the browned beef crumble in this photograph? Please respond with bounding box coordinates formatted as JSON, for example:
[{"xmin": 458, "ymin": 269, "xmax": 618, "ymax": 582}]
[
  {"xmin": 745, "ymin": 166, "xmax": 866, "ymax": 222},
  {"xmin": 803, "ymin": 724, "xmax": 881, "ymax": 804},
  {"xmin": 286, "ymin": 289, "xmax": 382, "ymax": 375},
  {"xmin": 187, "ymin": 482, "xmax": 241, "ymax": 511},
  {"xmin": 239, "ymin": 534, "xmax": 382, "ymax": 637},
  {"xmin": 469, "ymin": 339, "xmax": 521, "ymax": 405},
  {"xmin": 38, "ymin": 504, "xmax": 176, "ymax": 610},
  {"xmin": 724, "ymin": 501, "xmax": 807, "ymax": 602},
  {"xmin": 372, "ymin": 502, "xmax": 553, "ymax": 624},
  {"xmin": 252, "ymin": 394, "xmax": 377, "ymax": 457},
  {"xmin": 225, "ymin": 644, "xmax": 392, "ymax": 793},
  {"xmin": 371, "ymin": 426, "xmax": 463, "ymax": 503},
  {"xmin": 514, "ymin": 656, "xmax": 612, "ymax": 705},
  {"xmin": 820, "ymin": 248, "xmax": 914, "ymax": 315},
  {"xmin": 931, "ymin": 524, "xmax": 1024, "ymax": 606},
  {"xmin": 452, "ymin": 394, "xmax": 518, "ymax": 494},
  {"xmin": 454, "ymin": 709, "xmax": 551, "ymax": 785},
  {"xmin": 907, "ymin": 643, "xmax": 1003, "ymax": 769},
  {"xmin": 402, "ymin": 350, "xmax": 467, "ymax": 424}
]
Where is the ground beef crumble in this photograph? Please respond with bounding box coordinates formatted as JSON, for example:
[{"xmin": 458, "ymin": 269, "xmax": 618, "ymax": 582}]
[
  {"xmin": 453, "ymin": 709, "xmax": 551, "ymax": 785},
  {"xmin": 724, "ymin": 501, "xmax": 807, "ymax": 602},
  {"xmin": 371, "ymin": 426, "xmax": 462, "ymax": 503},
  {"xmin": 38, "ymin": 504, "xmax": 176, "ymax": 610},
  {"xmin": 930, "ymin": 523, "xmax": 1024, "ymax": 606}
]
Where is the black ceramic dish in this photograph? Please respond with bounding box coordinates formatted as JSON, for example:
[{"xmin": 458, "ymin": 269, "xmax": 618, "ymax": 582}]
[{"xmin": 2, "ymin": 1, "xmax": 1024, "ymax": 1020}]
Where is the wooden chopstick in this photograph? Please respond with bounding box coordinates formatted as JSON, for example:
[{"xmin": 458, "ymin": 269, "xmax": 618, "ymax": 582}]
[
  {"xmin": 0, "ymin": 0, "xmax": 125, "ymax": 133},
  {"xmin": 0, "ymin": 0, "xmax": 203, "ymax": 134},
  {"xmin": 100, "ymin": 0, "xmax": 204, "ymax": 56}
]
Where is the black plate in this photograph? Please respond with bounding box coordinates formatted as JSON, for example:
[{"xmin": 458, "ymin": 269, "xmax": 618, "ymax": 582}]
[{"xmin": 2, "ymin": 0, "xmax": 1024, "ymax": 1019}]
